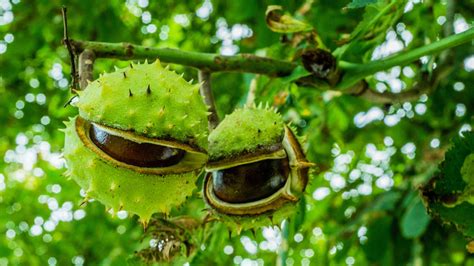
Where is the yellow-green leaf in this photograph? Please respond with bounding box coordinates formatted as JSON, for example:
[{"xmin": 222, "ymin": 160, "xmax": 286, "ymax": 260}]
[{"xmin": 265, "ymin": 5, "xmax": 312, "ymax": 33}]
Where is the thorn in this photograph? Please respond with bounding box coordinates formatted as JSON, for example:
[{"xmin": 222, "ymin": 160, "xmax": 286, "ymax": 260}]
[
  {"xmin": 228, "ymin": 230, "xmax": 232, "ymax": 240},
  {"xmin": 250, "ymin": 229, "xmax": 257, "ymax": 238},
  {"xmin": 236, "ymin": 224, "xmax": 243, "ymax": 235},
  {"xmin": 144, "ymin": 59, "xmax": 148, "ymax": 64},
  {"xmin": 123, "ymin": 72, "xmax": 126, "ymax": 78},
  {"xmin": 119, "ymin": 205, "xmax": 124, "ymax": 211},
  {"xmin": 141, "ymin": 220, "xmax": 149, "ymax": 231},
  {"xmin": 79, "ymin": 199, "xmax": 88, "ymax": 207},
  {"xmin": 63, "ymin": 95, "xmax": 78, "ymax": 108},
  {"xmin": 146, "ymin": 84, "xmax": 151, "ymax": 94},
  {"xmin": 158, "ymin": 107, "xmax": 165, "ymax": 116},
  {"xmin": 129, "ymin": 89, "xmax": 133, "ymax": 97},
  {"xmin": 180, "ymin": 73, "xmax": 184, "ymax": 78},
  {"xmin": 129, "ymin": 63, "xmax": 133, "ymax": 69},
  {"xmin": 165, "ymin": 65, "xmax": 170, "ymax": 70},
  {"xmin": 188, "ymin": 79, "xmax": 194, "ymax": 84}
]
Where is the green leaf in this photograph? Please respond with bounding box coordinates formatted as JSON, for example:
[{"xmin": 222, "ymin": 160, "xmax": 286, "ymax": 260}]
[
  {"xmin": 292, "ymin": 196, "xmax": 306, "ymax": 233},
  {"xmin": 434, "ymin": 132, "xmax": 474, "ymax": 195},
  {"xmin": 421, "ymin": 132, "xmax": 474, "ymax": 237},
  {"xmin": 368, "ymin": 191, "xmax": 403, "ymax": 212},
  {"xmin": 461, "ymin": 153, "xmax": 474, "ymax": 184},
  {"xmin": 347, "ymin": 0, "xmax": 379, "ymax": 9},
  {"xmin": 400, "ymin": 197, "xmax": 431, "ymax": 238},
  {"xmin": 281, "ymin": 65, "xmax": 311, "ymax": 83},
  {"xmin": 429, "ymin": 202, "xmax": 474, "ymax": 237},
  {"xmin": 335, "ymin": 1, "xmax": 404, "ymax": 61}
]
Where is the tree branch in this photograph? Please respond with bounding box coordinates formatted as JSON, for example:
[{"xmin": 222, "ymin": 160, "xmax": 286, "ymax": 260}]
[
  {"xmin": 246, "ymin": 75, "xmax": 259, "ymax": 107},
  {"xmin": 337, "ymin": 27, "xmax": 474, "ymax": 90},
  {"xmin": 61, "ymin": 6, "xmax": 79, "ymax": 92},
  {"xmin": 348, "ymin": 66, "xmax": 451, "ymax": 104},
  {"xmin": 70, "ymin": 40, "xmax": 295, "ymax": 76},
  {"xmin": 68, "ymin": 28, "xmax": 473, "ymax": 102},
  {"xmin": 78, "ymin": 50, "xmax": 96, "ymax": 90},
  {"xmin": 198, "ymin": 70, "xmax": 219, "ymax": 130}
]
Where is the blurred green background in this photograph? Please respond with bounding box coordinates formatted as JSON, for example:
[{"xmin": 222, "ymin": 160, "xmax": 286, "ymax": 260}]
[{"xmin": 0, "ymin": 0, "xmax": 473, "ymax": 265}]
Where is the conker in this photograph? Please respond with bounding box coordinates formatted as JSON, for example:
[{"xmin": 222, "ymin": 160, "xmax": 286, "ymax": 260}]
[
  {"xmin": 89, "ymin": 123, "xmax": 185, "ymax": 168},
  {"xmin": 212, "ymin": 158, "xmax": 290, "ymax": 203}
]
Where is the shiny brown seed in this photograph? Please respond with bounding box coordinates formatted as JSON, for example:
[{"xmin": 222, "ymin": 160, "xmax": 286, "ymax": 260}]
[
  {"xmin": 89, "ymin": 123, "xmax": 185, "ymax": 168},
  {"xmin": 212, "ymin": 158, "xmax": 290, "ymax": 203}
]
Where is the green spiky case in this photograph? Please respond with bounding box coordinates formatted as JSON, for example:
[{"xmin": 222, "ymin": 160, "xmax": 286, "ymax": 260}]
[
  {"xmin": 63, "ymin": 61, "xmax": 209, "ymax": 223},
  {"xmin": 208, "ymin": 106, "xmax": 285, "ymax": 161}
]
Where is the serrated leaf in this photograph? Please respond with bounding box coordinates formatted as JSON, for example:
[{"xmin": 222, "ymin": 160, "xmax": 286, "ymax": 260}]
[
  {"xmin": 433, "ymin": 132, "xmax": 474, "ymax": 195},
  {"xmin": 265, "ymin": 5, "xmax": 313, "ymax": 33},
  {"xmin": 429, "ymin": 201, "xmax": 474, "ymax": 237},
  {"xmin": 421, "ymin": 132, "xmax": 474, "ymax": 237},
  {"xmin": 347, "ymin": 0, "xmax": 379, "ymax": 9}
]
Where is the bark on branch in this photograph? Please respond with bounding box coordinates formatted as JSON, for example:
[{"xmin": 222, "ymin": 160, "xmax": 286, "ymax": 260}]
[
  {"xmin": 67, "ymin": 27, "xmax": 473, "ymax": 103},
  {"xmin": 198, "ymin": 70, "xmax": 219, "ymax": 130}
]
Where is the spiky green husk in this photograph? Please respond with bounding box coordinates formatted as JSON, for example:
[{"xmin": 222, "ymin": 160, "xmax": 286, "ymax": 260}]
[
  {"xmin": 76, "ymin": 61, "xmax": 209, "ymax": 150},
  {"xmin": 208, "ymin": 106, "xmax": 284, "ymax": 161},
  {"xmin": 64, "ymin": 117, "xmax": 198, "ymax": 222},
  {"xmin": 214, "ymin": 203, "xmax": 297, "ymax": 235}
]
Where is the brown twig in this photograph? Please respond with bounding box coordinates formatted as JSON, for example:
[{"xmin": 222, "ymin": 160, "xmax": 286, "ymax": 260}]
[
  {"xmin": 78, "ymin": 50, "xmax": 96, "ymax": 90},
  {"xmin": 198, "ymin": 70, "xmax": 219, "ymax": 130},
  {"xmin": 61, "ymin": 6, "xmax": 79, "ymax": 92},
  {"xmin": 347, "ymin": 65, "xmax": 452, "ymax": 104},
  {"xmin": 245, "ymin": 75, "xmax": 259, "ymax": 107}
]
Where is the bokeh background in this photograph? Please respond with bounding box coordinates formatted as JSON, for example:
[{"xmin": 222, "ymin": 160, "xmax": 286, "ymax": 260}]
[{"xmin": 0, "ymin": 0, "xmax": 473, "ymax": 265}]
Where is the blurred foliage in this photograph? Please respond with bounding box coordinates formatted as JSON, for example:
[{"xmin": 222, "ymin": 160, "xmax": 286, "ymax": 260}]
[{"xmin": 0, "ymin": 0, "xmax": 473, "ymax": 265}]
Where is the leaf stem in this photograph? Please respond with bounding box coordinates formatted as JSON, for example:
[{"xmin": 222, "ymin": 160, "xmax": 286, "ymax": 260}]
[
  {"xmin": 278, "ymin": 220, "xmax": 290, "ymax": 266},
  {"xmin": 337, "ymin": 27, "xmax": 474, "ymax": 90}
]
